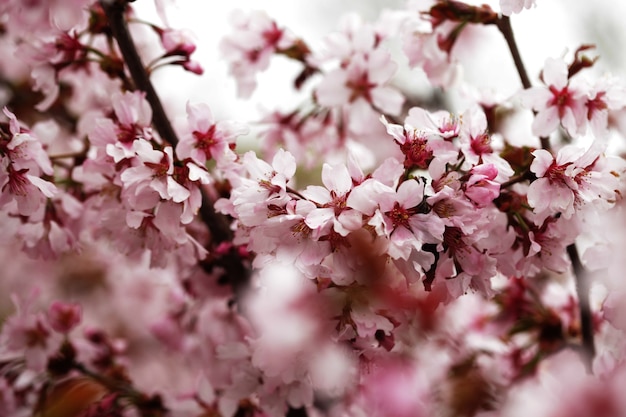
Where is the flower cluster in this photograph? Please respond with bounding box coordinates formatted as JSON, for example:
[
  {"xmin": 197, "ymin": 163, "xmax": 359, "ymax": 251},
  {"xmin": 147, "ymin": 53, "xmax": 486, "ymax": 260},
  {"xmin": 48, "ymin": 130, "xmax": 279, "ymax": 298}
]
[{"xmin": 1, "ymin": 1, "xmax": 626, "ymax": 417}]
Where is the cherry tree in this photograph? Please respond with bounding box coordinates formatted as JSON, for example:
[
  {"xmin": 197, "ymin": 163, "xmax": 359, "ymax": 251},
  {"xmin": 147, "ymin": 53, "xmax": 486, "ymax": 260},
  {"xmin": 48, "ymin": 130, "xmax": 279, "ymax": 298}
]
[{"xmin": 0, "ymin": 0, "xmax": 625, "ymax": 416}]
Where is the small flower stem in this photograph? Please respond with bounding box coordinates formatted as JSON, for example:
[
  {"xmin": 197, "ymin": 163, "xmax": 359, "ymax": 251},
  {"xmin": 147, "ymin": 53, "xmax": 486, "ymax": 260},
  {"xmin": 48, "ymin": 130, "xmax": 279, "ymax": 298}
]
[
  {"xmin": 500, "ymin": 169, "xmax": 530, "ymax": 188},
  {"xmin": 567, "ymin": 243, "xmax": 596, "ymax": 373}
]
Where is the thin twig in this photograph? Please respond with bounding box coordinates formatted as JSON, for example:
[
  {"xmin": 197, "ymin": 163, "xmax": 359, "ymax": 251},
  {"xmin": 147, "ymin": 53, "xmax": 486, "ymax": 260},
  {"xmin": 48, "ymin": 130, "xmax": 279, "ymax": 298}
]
[
  {"xmin": 496, "ymin": 16, "xmax": 531, "ymax": 90},
  {"xmin": 500, "ymin": 169, "xmax": 530, "ymax": 188},
  {"xmin": 496, "ymin": 15, "xmax": 550, "ymax": 150}
]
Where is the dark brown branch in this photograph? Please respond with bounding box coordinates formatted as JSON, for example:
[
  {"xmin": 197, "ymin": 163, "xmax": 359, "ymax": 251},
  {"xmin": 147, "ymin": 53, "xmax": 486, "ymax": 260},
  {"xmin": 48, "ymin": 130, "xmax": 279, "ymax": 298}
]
[
  {"xmin": 567, "ymin": 244, "xmax": 595, "ymax": 373},
  {"xmin": 496, "ymin": 12, "xmax": 594, "ymax": 370},
  {"xmin": 101, "ymin": 0, "xmax": 179, "ymax": 148},
  {"xmin": 500, "ymin": 169, "xmax": 530, "ymax": 188},
  {"xmin": 100, "ymin": 0, "xmax": 233, "ymax": 244},
  {"xmin": 496, "ymin": 15, "xmax": 550, "ymax": 150},
  {"xmin": 496, "ymin": 16, "xmax": 531, "ymax": 90}
]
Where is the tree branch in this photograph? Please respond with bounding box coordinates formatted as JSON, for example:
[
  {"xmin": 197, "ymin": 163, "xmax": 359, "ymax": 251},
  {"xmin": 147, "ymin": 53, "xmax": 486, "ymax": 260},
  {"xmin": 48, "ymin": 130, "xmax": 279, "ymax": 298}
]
[
  {"xmin": 496, "ymin": 15, "xmax": 551, "ymax": 150},
  {"xmin": 101, "ymin": 0, "xmax": 179, "ymax": 148},
  {"xmin": 567, "ymin": 243, "xmax": 596, "ymax": 372},
  {"xmin": 496, "ymin": 16, "xmax": 531, "ymax": 90},
  {"xmin": 100, "ymin": 0, "xmax": 233, "ymax": 244},
  {"xmin": 496, "ymin": 12, "xmax": 594, "ymax": 370}
]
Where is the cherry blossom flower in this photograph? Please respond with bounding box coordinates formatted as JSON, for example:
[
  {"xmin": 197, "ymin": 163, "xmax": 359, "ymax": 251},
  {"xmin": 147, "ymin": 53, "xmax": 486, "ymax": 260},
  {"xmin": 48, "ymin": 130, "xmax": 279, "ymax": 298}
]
[
  {"xmin": 519, "ymin": 57, "xmax": 587, "ymax": 137},
  {"xmin": 157, "ymin": 28, "xmax": 204, "ymax": 74},
  {"xmin": 160, "ymin": 28, "xmax": 196, "ymax": 57},
  {"xmin": 521, "ymin": 216, "xmax": 579, "ymax": 275},
  {"xmin": 315, "ymin": 49, "xmax": 404, "ymax": 122},
  {"xmin": 19, "ymin": 199, "xmax": 81, "ymax": 260},
  {"xmin": 2, "ymin": 108, "xmax": 54, "ymax": 176},
  {"xmin": 405, "ymin": 107, "xmax": 461, "ymax": 141},
  {"xmin": 582, "ymin": 75, "xmax": 626, "ymax": 137},
  {"xmin": 527, "ymin": 141, "xmax": 620, "ymax": 222},
  {"xmin": 121, "ymin": 139, "xmax": 190, "ymax": 206},
  {"xmin": 457, "ymin": 107, "xmax": 514, "ymax": 182},
  {"xmin": 0, "ymin": 0, "xmax": 94, "ymax": 35},
  {"xmin": 500, "ymin": 0, "xmax": 537, "ymax": 16},
  {"xmin": 0, "ymin": 293, "xmax": 60, "ymax": 372},
  {"xmin": 400, "ymin": 1, "xmax": 463, "ymax": 88},
  {"xmin": 0, "ymin": 164, "xmax": 57, "ymax": 216},
  {"xmin": 313, "ymin": 13, "xmax": 382, "ymax": 63},
  {"xmin": 301, "ymin": 162, "xmax": 363, "ymax": 238},
  {"xmin": 372, "ymin": 178, "xmax": 445, "ymax": 263},
  {"xmin": 463, "ymin": 163, "xmax": 501, "ymax": 207},
  {"xmin": 89, "ymin": 91, "xmax": 153, "ymax": 163},
  {"xmin": 381, "ymin": 114, "xmax": 458, "ymax": 170},
  {"xmin": 247, "ymin": 199, "xmax": 331, "ymax": 275},
  {"xmin": 176, "ymin": 102, "xmax": 247, "ymax": 167},
  {"xmin": 0, "ymin": 108, "xmax": 57, "ymax": 216},
  {"xmin": 220, "ymin": 10, "xmax": 297, "ymax": 98},
  {"xmin": 221, "ymin": 149, "xmax": 297, "ymax": 227},
  {"xmin": 47, "ymin": 300, "xmax": 82, "ymax": 334}
]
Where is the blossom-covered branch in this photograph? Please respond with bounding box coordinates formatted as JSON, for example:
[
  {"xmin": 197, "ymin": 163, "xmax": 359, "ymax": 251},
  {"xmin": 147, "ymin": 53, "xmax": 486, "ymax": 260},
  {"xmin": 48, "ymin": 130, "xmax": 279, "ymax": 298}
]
[{"xmin": 0, "ymin": 1, "xmax": 625, "ymax": 416}]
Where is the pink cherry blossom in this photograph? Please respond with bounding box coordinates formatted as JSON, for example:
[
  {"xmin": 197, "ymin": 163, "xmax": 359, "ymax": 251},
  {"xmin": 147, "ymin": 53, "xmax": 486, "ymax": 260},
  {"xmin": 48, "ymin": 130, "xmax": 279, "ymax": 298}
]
[
  {"xmin": 91, "ymin": 91, "xmax": 154, "ymax": 163},
  {"xmin": 405, "ymin": 107, "xmax": 461, "ymax": 141},
  {"xmin": 458, "ymin": 110, "xmax": 514, "ymax": 183},
  {"xmin": 2, "ymin": 108, "xmax": 54, "ymax": 176},
  {"xmin": 583, "ymin": 75, "xmax": 626, "ymax": 137},
  {"xmin": 48, "ymin": 300, "xmax": 82, "ymax": 334},
  {"xmin": 220, "ymin": 10, "xmax": 296, "ymax": 98},
  {"xmin": 314, "ymin": 13, "xmax": 382, "ymax": 63},
  {"xmin": 373, "ymin": 178, "xmax": 445, "ymax": 262},
  {"xmin": 1, "ymin": 2, "xmax": 626, "ymax": 417},
  {"xmin": 500, "ymin": 0, "xmax": 537, "ymax": 16},
  {"xmin": 0, "ymin": 293, "xmax": 60, "ymax": 372},
  {"xmin": 0, "ymin": 165, "xmax": 57, "ymax": 216},
  {"xmin": 519, "ymin": 57, "xmax": 587, "ymax": 137},
  {"xmin": 0, "ymin": 108, "xmax": 57, "ymax": 216},
  {"xmin": 157, "ymin": 28, "xmax": 204, "ymax": 74},
  {"xmin": 527, "ymin": 141, "xmax": 619, "ymax": 222},
  {"xmin": 121, "ymin": 139, "xmax": 190, "ymax": 205},
  {"xmin": 315, "ymin": 49, "xmax": 404, "ymax": 117},
  {"xmin": 160, "ymin": 28, "xmax": 197, "ymax": 57},
  {"xmin": 381, "ymin": 114, "xmax": 458, "ymax": 170},
  {"xmin": 176, "ymin": 102, "xmax": 247, "ymax": 166},
  {"xmin": 463, "ymin": 163, "xmax": 501, "ymax": 207},
  {"xmin": 223, "ymin": 148, "xmax": 297, "ymax": 227},
  {"xmin": 400, "ymin": 1, "xmax": 463, "ymax": 88},
  {"xmin": 302, "ymin": 163, "xmax": 362, "ymax": 238}
]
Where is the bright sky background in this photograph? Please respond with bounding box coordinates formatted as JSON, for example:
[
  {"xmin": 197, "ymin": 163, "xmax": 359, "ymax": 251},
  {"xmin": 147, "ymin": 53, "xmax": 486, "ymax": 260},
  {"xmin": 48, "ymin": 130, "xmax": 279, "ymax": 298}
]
[{"xmin": 134, "ymin": 0, "xmax": 626, "ymax": 125}]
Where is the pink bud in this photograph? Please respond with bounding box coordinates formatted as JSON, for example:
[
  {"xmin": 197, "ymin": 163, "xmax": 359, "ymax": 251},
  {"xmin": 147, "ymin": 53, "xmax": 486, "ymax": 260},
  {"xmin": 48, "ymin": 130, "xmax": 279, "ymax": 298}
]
[
  {"xmin": 182, "ymin": 60, "xmax": 204, "ymax": 75},
  {"xmin": 48, "ymin": 301, "xmax": 82, "ymax": 334},
  {"xmin": 161, "ymin": 29, "xmax": 197, "ymax": 56}
]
